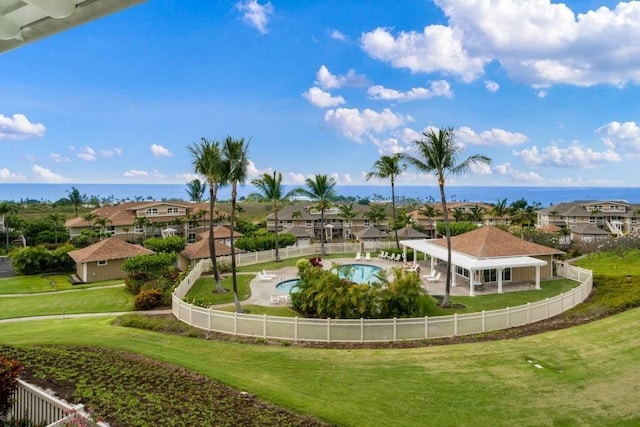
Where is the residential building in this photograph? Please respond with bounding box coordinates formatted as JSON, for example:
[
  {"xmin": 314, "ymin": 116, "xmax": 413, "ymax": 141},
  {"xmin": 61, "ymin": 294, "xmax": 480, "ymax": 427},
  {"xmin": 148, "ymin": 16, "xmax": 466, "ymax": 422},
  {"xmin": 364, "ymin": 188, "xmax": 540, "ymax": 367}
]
[
  {"xmin": 408, "ymin": 202, "xmax": 510, "ymax": 238},
  {"xmin": 538, "ymin": 200, "xmax": 640, "ymax": 236}
]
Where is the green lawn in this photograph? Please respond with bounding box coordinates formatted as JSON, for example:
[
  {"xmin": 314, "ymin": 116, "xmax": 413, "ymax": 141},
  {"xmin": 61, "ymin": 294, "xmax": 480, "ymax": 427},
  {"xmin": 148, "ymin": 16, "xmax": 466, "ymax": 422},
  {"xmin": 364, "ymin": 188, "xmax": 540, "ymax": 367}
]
[
  {"xmin": 0, "ymin": 287, "xmax": 135, "ymax": 319},
  {"xmin": 574, "ymin": 250, "xmax": 640, "ymax": 276},
  {"xmin": 0, "ymin": 274, "xmax": 123, "ymax": 294},
  {"xmin": 1, "ymin": 311, "xmax": 639, "ymax": 426},
  {"xmin": 184, "ymin": 273, "xmax": 253, "ymax": 305}
]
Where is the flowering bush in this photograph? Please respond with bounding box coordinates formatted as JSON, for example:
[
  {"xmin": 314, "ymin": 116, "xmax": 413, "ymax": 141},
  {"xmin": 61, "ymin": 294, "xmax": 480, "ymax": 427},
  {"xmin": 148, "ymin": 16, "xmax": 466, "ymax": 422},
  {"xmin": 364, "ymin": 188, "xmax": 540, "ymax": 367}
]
[{"xmin": 0, "ymin": 354, "xmax": 23, "ymax": 418}]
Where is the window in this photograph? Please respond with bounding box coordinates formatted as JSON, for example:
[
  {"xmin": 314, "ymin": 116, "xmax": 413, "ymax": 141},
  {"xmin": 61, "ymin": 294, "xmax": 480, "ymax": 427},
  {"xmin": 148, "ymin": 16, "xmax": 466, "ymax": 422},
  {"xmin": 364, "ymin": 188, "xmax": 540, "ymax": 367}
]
[
  {"xmin": 145, "ymin": 208, "xmax": 158, "ymax": 215},
  {"xmin": 456, "ymin": 266, "xmax": 470, "ymax": 278},
  {"xmin": 97, "ymin": 260, "xmax": 108, "ymax": 266},
  {"xmin": 305, "ymin": 220, "xmax": 312, "ymax": 228},
  {"xmin": 167, "ymin": 207, "xmax": 179, "ymax": 214},
  {"xmin": 187, "ymin": 232, "xmax": 196, "ymax": 244},
  {"xmin": 364, "ymin": 219, "xmax": 370, "ymax": 226},
  {"xmin": 285, "ymin": 220, "xmax": 292, "ymax": 227},
  {"xmin": 482, "ymin": 268, "xmax": 511, "ymax": 283},
  {"xmin": 134, "ymin": 225, "xmax": 144, "ymax": 233},
  {"xmin": 106, "ymin": 225, "xmax": 115, "ymax": 234}
]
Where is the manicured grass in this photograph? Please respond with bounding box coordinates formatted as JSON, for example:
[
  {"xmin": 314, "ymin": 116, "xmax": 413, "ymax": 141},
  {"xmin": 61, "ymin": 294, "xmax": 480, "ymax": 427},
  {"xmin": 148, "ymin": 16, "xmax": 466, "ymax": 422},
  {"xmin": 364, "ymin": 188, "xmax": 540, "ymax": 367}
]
[
  {"xmin": 0, "ymin": 287, "xmax": 135, "ymax": 319},
  {"xmin": 184, "ymin": 273, "xmax": 253, "ymax": 305},
  {"xmin": 1, "ymin": 311, "xmax": 639, "ymax": 426},
  {"xmin": 236, "ymin": 253, "xmax": 354, "ymax": 273},
  {"xmin": 0, "ymin": 274, "xmax": 123, "ymax": 294},
  {"xmin": 574, "ymin": 250, "xmax": 640, "ymax": 277},
  {"xmin": 431, "ymin": 278, "xmax": 579, "ymax": 315},
  {"xmin": 217, "ymin": 304, "xmax": 299, "ymax": 317}
]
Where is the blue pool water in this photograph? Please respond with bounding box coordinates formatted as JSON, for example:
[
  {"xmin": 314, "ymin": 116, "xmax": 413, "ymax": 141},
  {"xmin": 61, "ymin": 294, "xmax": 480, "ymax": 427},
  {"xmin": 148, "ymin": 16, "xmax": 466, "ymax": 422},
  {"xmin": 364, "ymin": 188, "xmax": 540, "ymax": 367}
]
[{"xmin": 276, "ymin": 264, "xmax": 383, "ymax": 294}]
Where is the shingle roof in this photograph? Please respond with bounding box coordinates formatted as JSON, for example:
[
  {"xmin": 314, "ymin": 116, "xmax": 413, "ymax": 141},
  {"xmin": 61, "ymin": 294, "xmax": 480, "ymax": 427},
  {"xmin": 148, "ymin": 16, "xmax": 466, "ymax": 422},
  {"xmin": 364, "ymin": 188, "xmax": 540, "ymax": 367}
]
[
  {"xmin": 571, "ymin": 224, "xmax": 611, "ymax": 235},
  {"xmin": 432, "ymin": 226, "xmax": 563, "ymax": 258},
  {"xmin": 280, "ymin": 226, "xmax": 313, "ymax": 237},
  {"xmin": 353, "ymin": 227, "xmax": 389, "ymax": 239},
  {"xmin": 197, "ymin": 225, "xmax": 243, "ymax": 240},
  {"xmin": 180, "ymin": 237, "xmax": 236, "ymax": 260},
  {"xmin": 67, "ymin": 237, "xmax": 154, "ymax": 263},
  {"xmin": 395, "ymin": 227, "xmax": 429, "ymax": 239}
]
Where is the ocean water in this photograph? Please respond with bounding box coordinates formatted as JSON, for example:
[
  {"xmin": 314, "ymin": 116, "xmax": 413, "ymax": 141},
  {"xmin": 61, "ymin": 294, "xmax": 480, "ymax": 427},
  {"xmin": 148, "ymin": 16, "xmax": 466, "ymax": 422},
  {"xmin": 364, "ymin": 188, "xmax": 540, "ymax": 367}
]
[{"xmin": 0, "ymin": 183, "xmax": 639, "ymax": 206}]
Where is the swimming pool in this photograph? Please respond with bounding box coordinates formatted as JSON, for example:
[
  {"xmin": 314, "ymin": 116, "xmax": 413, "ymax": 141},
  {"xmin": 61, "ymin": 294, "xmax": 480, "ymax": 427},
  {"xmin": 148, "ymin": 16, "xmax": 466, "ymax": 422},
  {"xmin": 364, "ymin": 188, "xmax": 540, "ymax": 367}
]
[{"xmin": 275, "ymin": 264, "xmax": 383, "ymax": 294}]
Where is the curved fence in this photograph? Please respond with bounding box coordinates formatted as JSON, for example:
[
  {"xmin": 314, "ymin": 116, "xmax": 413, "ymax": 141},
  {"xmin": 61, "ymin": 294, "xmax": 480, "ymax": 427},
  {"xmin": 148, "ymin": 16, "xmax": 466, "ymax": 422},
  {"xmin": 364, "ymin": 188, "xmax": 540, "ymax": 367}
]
[{"xmin": 172, "ymin": 246, "xmax": 592, "ymax": 343}]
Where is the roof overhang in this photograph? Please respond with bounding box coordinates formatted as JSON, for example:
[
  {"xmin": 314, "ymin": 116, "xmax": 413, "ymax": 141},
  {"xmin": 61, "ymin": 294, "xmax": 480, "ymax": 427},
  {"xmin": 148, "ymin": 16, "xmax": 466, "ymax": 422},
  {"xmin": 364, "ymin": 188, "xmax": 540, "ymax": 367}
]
[
  {"xmin": 400, "ymin": 239, "xmax": 547, "ymax": 271},
  {"xmin": 0, "ymin": 0, "xmax": 147, "ymax": 54}
]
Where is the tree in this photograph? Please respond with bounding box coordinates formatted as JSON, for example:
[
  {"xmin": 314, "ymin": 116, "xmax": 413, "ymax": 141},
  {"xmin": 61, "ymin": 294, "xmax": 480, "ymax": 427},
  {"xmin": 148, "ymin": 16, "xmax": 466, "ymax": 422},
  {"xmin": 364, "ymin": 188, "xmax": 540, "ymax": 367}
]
[
  {"xmin": 250, "ymin": 171, "xmax": 295, "ymax": 262},
  {"xmin": 400, "ymin": 126, "xmax": 491, "ymax": 308},
  {"xmin": 222, "ymin": 136, "xmax": 250, "ymax": 313},
  {"xmin": 67, "ymin": 186, "xmax": 86, "ymax": 218},
  {"xmin": 93, "ymin": 217, "xmax": 112, "ymax": 239},
  {"xmin": 364, "ymin": 205, "xmax": 387, "ymax": 227},
  {"xmin": 185, "ymin": 178, "xmax": 207, "ymax": 203},
  {"xmin": 293, "ymin": 174, "xmax": 337, "ymax": 256},
  {"xmin": 366, "ymin": 154, "xmax": 405, "ymax": 249},
  {"xmin": 291, "ymin": 210, "xmax": 302, "ymax": 227},
  {"xmin": 466, "ymin": 204, "xmax": 485, "ymax": 223},
  {"xmin": 337, "ymin": 203, "xmax": 358, "ymax": 240},
  {"xmin": 188, "ymin": 137, "xmax": 227, "ymax": 294},
  {"xmin": 133, "ymin": 216, "xmax": 150, "ymax": 240},
  {"xmin": 491, "ymin": 198, "xmax": 509, "ymax": 223},
  {"xmin": 46, "ymin": 213, "xmax": 66, "ymax": 245},
  {"xmin": 0, "ymin": 202, "xmax": 17, "ymax": 251}
]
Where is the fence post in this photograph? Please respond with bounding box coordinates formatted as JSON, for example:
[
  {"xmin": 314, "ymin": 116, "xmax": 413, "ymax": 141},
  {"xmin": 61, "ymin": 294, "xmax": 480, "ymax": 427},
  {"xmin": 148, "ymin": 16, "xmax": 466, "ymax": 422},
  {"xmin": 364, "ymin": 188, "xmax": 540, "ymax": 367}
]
[
  {"xmin": 234, "ymin": 312, "xmax": 238, "ymax": 335},
  {"xmin": 393, "ymin": 317, "xmax": 397, "ymax": 341},
  {"xmin": 454, "ymin": 313, "xmax": 458, "ymax": 336},
  {"xmin": 482, "ymin": 310, "xmax": 486, "ymax": 332},
  {"xmin": 294, "ymin": 316, "xmax": 298, "ymax": 342},
  {"xmin": 327, "ymin": 318, "xmax": 331, "ymax": 343},
  {"xmin": 208, "ymin": 307, "xmax": 212, "ymax": 331},
  {"xmin": 360, "ymin": 318, "xmax": 364, "ymax": 343},
  {"xmin": 189, "ymin": 304, "xmax": 193, "ymax": 326},
  {"xmin": 424, "ymin": 316, "xmax": 429, "ymax": 339},
  {"xmin": 263, "ymin": 314, "xmax": 267, "ymax": 338},
  {"xmin": 527, "ymin": 302, "xmax": 530, "ymax": 323},
  {"xmin": 506, "ymin": 307, "xmax": 510, "ymax": 328}
]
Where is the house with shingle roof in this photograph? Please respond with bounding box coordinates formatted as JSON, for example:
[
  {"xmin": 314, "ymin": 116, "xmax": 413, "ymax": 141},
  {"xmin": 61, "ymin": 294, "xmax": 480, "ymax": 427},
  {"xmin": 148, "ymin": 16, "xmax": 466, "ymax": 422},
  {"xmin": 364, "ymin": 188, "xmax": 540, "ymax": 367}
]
[
  {"xmin": 570, "ymin": 223, "xmax": 611, "ymax": 243},
  {"xmin": 67, "ymin": 237, "xmax": 154, "ymax": 283},
  {"xmin": 538, "ymin": 200, "xmax": 640, "ymax": 236},
  {"xmin": 178, "ymin": 237, "xmax": 236, "ymax": 270},
  {"xmin": 401, "ymin": 226, "xmax": 564, "ymax": 296}
]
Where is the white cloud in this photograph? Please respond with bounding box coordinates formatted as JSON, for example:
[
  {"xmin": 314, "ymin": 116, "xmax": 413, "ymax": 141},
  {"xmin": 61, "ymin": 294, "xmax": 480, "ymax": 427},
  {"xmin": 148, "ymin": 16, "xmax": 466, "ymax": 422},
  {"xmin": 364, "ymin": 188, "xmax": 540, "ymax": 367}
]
[
  {"xmin": 324, "ymin": 107, "xmax": 408, "ymax": 142},
  {"xmin": 77, "ymin": 146, "xmax": 96, "ymax": 161},
  {"xmin": 124, "ymin": 170, "xmax": 150, "ymax": 177},
  {"xmin": 284, "ymin": 172, "xmax": 306, "ymax": 184},
  {"xmin": 236, "ymin": 0, "xmax": 273, "ymax": 34},
  {"xmin": 484, "ymin": 80, "xmax": 499, "ymax": 92},
  {"xmin": 514, "ymin": 144, "xmax": 621, "ymax": 168},
  {"xmin": 302, "ymin": 87, "xmax": 346, "ymax": 108},
  {"xmin": 176, "ymin": 173, "xmax": 201, "ymax": 182},
  {"xmin": 369, "ymin": 136, "xmax": 408, "ymax": 155},
  {"xmin": 597, "ymin": 121, "xmax": 640, "ymax": 156},
  {"xmin": 330, "ymin": 29, "xmax": 347, "ymax": 41},
  {"xmin": 99, "ymin": 148, "xmax": 121, "ymax": 158},
  {"xmin": 0, "ymin": 168, "xmax": 26, "ymax": 181},
  {"xmin": 494, "ymin": 161, "xmax": 543, "ymax": 182},
  {"xmin": 49, "ymin": 153, "xmax": 70, "ymax": 163},
  {"xmin": 32, "ymin": 165, "xmax": 71, "ymax": 183},
  {"xmin": 360, "ymin": 26, "xmax": 487, "ymax": 82},
  {"xmin": 0, "ymin": 113, "xmax": 45, "ymax": 140},
  {"xmin": 468, "ymin": 162, "xmax": 492, "ymax": 175},
  {"xmin": 456, "ymin": 126, "xmax": 528, "ymax": 146},
  {"xmin": 537, "ymin": 90, "xmax": 548, "ymax": 98},
  {"xmin": 150, "ymin": 144, "xmax": 172, "ymax": 157},
  {"xmin": 367, "ymin": 80, "xmax": 453, "ymax": 101},
  {"xmin": 315, "ymin": 65, "xmax": 367, "ymax": 90}
]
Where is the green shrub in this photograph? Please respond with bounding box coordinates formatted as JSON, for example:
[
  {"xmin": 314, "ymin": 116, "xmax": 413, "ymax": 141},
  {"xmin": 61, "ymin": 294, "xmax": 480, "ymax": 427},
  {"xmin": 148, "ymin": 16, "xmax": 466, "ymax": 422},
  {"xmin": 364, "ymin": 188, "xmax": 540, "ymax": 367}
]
[
  {"xmin": 436, "ymin": 221, "xmax": 478, "ymax": 236},
  {"xmin": 234, "ymin": 233, "xmax": 296, "ymax": 252},
  {"xmin": 134, "ymin": 289, "xmax": 165, "ymax": 311},
  {"xmin": 0, "ymin": 354, "xmax": 23, "ymax": 418},
  {"xmin": 9, "ymin": 245, "xmax": 74, "ymax": 275},
  {"xmin": 143, "ymin": 236, "xmax": 186, "ymax": 254}
]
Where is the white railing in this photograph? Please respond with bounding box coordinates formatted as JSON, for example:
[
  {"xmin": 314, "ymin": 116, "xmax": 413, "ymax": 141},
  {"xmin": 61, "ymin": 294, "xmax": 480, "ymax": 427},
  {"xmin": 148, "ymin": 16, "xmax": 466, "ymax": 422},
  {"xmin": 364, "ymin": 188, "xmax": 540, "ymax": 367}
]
[
  {"xmin": 7, "ymin": 379, "xmax": 109, "ymax": 427},
  {"xmin": 172, "ymin": 247, "xmax": 592, "ymax": 343}
]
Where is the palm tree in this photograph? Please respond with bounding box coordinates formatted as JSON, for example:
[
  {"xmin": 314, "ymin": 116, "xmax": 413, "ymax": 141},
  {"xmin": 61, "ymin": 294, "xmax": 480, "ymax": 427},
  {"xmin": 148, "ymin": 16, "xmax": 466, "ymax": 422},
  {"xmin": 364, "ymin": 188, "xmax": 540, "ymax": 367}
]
[
  {"xmin": 366, "ymin": 154, "xmax": 405, "ymax": 249},
  {"xmin": 46, "ymin": 213, "xmax": 66, "ymax": 245},
  {"xmin": 293, "ymin": 174, "xmax": 337, "ymax": 256},
  {"xmin": 188, "ymin": 138, "xmax": 227, "ymax": 294},
  {"xmin": 291, "ymin": 210, "xmax": 302, "ymax": 227},
  {"xmin": 67, "ymin": 187, "xmax": 86, "ymax": 218},
  {"xmin": 0, "ymin": 202, "xmax": 17, "ymax": 251},
  {"xmin": 418, "ymin": 203, "xmax": 440, "ymax": 237},
  {"xmin": 185, "ymin": 178, "xmax": 207, "ymax": 203},
  {"xmin": 337, "ymin": 203, "xmax": 358, "ymax": 240},
  {"xmin": 221, "ymin": 136, "xmax": 250, "ymax": 313},
  {"xmin": 491, "ymin": 198, "xmax": 509, "ymax": 224},
  {"xmin": 452, "ymin": 207, "xmax": 466, "ymax": 222},
  {"xmin": 133, "ymin": 216, "xmax": 150, "ymax": 240},
  {"xmin": 467, "ymin": 204, "xmax": 485, "ymax": 223},
  {"xmin": 250, "ymin": 171, "xmax": 295, "ymax": 262},
  {"xmin": 93, "ymin": 217, "xmax": 112, "ymax": 239},
  {"xmin": 400, "ymin": 126, "xmax": 491, "ymax": 308},
  {"xmin": 364, "ymin": 205, "xmax": 387, "ymax": 227}
]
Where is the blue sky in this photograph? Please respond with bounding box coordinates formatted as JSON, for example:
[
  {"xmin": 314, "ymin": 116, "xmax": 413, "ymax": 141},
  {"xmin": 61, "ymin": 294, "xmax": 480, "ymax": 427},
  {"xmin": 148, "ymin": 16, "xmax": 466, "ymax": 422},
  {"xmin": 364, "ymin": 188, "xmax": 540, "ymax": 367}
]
[{"xmin": 1, "ymin": 0, "xmax": 640, "ymax": 187}]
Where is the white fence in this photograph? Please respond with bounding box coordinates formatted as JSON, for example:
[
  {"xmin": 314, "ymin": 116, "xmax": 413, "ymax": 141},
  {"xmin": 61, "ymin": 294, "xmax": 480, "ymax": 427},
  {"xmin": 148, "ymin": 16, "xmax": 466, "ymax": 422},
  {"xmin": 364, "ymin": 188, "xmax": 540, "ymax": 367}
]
[
  {"xmin": 172, "ymin": 247, "xmax": 593, "ymax": 343},
  {"xmin": 6, "ymin": 379, "xmax": 108, "ymax": 427}
]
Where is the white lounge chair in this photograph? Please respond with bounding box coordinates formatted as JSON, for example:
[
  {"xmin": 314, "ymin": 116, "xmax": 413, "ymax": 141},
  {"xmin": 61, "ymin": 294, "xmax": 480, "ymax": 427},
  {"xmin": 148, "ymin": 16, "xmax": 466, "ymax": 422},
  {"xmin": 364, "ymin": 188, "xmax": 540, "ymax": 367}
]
[
  {"xmin": 426, "ymin": 272, "xmax": 441, "ymax": 282},
  {"xmin": 378, "ymin": 251, "xmax": 387, "ymax": 259},
  {"xmin": 262, "ymin": 270, "xmax": 277, "ymax": 279},
  {"xmin": 270, "ymin": 295, "xmax": 280, "ymax": 305},
  {"xmin": 364, "ymin": 252, "xmax": 371, "ymax": 261},
  {"xmin": 422, "ymin": 271, "xmax": 437, "ymax": 279},
  {"xmin": 355, "ymin": 252, "xmax": 362, "ymax": 260},
  {"xmin": 258, "ymin": 272, "xmax": 275, "ymax": 281},
  {"xmin": 393, "ymin": 253, "xmax": 402, "ymax": 262}
]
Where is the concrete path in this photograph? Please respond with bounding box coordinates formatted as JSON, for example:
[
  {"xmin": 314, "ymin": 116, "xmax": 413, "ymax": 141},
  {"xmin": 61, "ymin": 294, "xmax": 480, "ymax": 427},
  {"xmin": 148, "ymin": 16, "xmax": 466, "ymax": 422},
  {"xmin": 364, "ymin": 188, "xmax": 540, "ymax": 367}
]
[{"xmin": 0, "ymin": 309, "xmax": 172, "ymax": 324}]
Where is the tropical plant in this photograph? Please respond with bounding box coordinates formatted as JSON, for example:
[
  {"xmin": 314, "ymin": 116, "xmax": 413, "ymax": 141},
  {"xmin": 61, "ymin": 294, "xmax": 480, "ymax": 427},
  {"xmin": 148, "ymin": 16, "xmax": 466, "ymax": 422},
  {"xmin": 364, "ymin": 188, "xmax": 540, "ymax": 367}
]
[
  {"xmin": 133, "ymin": 216, "xmax": 151, "ymax": 240},
  {"xmin": 366, "ymin": 154, "xmax": 405, "ymax": 249},
  {"xmin": 67, "ymin": 186, "xmax": 86, "ymax": 218},
  {"xmin": 492, "ymin": 198, "xmax": 509, "ymax": 221},
  {"xmin": 250, "ymin": 171, "xmax": 295, "ymax": 261},
  {"xmin": 93, "ymin": 217, "xmax": 112, "ymax": 239},
  {"xmin": 337, "ymin": 203, "xmax": 358, "ymax": 240},
  {"xmin": 452, "ymin": 207, "xmax": 466, "ymax": 222},
  {"xmin": 466, "ymin": 204, "xmax": 485, "ymax": 223},
  {"xmin": 143, "ymin": 236, "xmax": 186, "ymax": 253},
  {"xmin": 0, "ymin": 354, "xmax": 23, "ymax": 418},
  {"xmin": 293, "ymin": 174, "xmax": 337, "ymax": 256},
  {"xmin": 400, "ymin": 126, "xmax": 491, "ymax": 308},
  {"xmin": 364, "ymin": 205, "xmax": 387, "ymax": 227},
  {"xmin": 0, "ymin": 202, "xmax": 18, "ymax": 251},
  {"xmin": 188, "ymin": 137, "xmax": 226, "ymax": 294},
  {"xmin": 221, "ymin": 136, "xmax": 250, "ymax": 312},
  {"xmin": 45, "ymin": 213, "xmax": 67, "ymax": 245},
  {"xmin": 185, "ymin": 178, "xmax": 207, "ymax": 203},
  {"xmin": 291, "ymin": 210, "xmax": 302, "ymax": 227},
  {"xmin": 234, "ymin": 233, "xmax": 296, "ymax": 252}
]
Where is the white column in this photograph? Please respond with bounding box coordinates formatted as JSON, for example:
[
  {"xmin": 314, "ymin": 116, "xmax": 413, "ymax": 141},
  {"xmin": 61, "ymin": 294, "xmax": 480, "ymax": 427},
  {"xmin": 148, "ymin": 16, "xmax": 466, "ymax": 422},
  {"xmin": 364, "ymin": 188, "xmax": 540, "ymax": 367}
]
[
  {"xmin": 497, "ymin": 267, "xmax": 504, "ymax": 294},
  {"xmin": 535, "ymin": 265, "xmax": 541, "ymax": 289},
  {"xmin": 469, "ymin": 268, "xmax": 475, "ymax": 296},
  {"xmin": 430, "ymin": 257, "xmax": 435, "ymax": 272},
  {"xmin": 451, "ymin": 264, "xmax": 457, "ymax": 287}
]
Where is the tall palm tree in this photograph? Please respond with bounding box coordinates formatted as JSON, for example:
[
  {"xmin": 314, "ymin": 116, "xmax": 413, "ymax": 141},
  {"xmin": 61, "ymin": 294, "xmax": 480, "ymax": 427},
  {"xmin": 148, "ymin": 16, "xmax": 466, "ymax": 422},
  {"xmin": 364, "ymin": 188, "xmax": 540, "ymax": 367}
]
[
  {"xmin": 291, "ymin": 210, "xmax": 302, "ymax": 227},
  {"xmin": 0, "ymin": 202, "xmax": 17, "ymax": 251},
  {"xmin": 46, "ymin": 213, "xmax": 66, "ymax": 245},
  {"xmin": 250, "ymin": 171, "xmax": 295, "ymax": 262},
  {"xmin": 93, "ymin": 217, "xmax": 112, "ymax": 239},
  {"xmin": 188, "ymin": 138, "xmax": 227, "ymax": 294},
  {"xmin": 185, "ymin": 178, "xmax": 207, "ymax": 203},
  {"xmin": 491, "ymin": 198, "xmax": 509, "ymax": 224},
  {"xmin": 221, "ymin": 136, "xmax": 250, "ymax": 313},
  {"xmin": 133, "ymin": 216, "xmax": 150, "ymax": 240},
  {"xmin": 467, "ymin": 204, "xmax": 485, "ymax": 223},
  {"xmin": 366, "ymin": 154, "xmax": 405, "ymax": 249},
  {"xmin": 400, "ymin": 126, "xmax": 491, "ymax": 308},
  {"xmin": 364, "ymin": 205, "xmax": 387, "ymax": 227},
  {"xmin": 418, "ymin": 203, "xmax": 441, "ymax": 237},
  {"xmin": 337, "ymin": 203, "xmax": 358, "ymax": 240},
  {"xmin": 293, "ymin": 174, "xmax": 337, "ymax": 256},
  {"xmin": 67, "ymin": 187, "xmax": 86, "ymax": 218}
]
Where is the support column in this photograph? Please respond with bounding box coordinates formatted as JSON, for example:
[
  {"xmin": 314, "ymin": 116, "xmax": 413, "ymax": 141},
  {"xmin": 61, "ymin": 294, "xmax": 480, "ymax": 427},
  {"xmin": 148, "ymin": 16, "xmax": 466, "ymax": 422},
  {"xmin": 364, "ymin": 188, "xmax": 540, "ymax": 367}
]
[
  {"xmin": 469, "ymin": 268, "xmax": 475, "ymax": 296},
  {"xmin": 497, "ymin": 267, "xmax": 504, "ymax": 294},
  {"xmin": 451, "ymin": 264, "xmax": 457, "ymax": 287},
  {"xmin": 535, "ymin": 265, "xmax": 541, "ymax": 290},
  {"xmin": 430, "ymin": 257, "xmax": 435, "ymax": 272}
]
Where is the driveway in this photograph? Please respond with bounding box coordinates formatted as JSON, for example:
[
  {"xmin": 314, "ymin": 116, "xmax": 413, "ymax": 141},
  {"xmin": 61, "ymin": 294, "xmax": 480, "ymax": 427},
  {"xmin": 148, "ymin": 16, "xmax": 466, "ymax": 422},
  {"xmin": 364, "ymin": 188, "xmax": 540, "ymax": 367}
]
[{"xmin": 0, "ymin": 256, "xmax": 14, "ymax": 278}]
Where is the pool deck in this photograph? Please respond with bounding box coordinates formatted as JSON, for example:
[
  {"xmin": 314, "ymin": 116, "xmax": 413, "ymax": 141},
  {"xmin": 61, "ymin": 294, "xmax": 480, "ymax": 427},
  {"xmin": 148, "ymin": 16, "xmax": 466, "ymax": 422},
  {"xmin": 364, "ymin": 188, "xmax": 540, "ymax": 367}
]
[{"xmin": 238, "ymin": 256, "xmax": 537, "ymax": 307}]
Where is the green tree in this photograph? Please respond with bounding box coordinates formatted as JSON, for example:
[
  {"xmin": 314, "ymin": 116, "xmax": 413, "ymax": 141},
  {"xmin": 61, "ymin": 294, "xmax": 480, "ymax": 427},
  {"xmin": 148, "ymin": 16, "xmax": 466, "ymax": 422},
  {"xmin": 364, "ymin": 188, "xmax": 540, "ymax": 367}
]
[
  {"xmin": 337, "ymin": 203, "xmax": 358, "ymax": 240},
  {"xmin": 188, "ymin": 137, "xmax": 227, "ymax": 294},
  {"xmin": 0, "ymin": 202, "xmax": 18, "ymax": 251},
  {"xmin": 364, "ymin": 205, "xmax": 387, "ymax": 227},
  {"xmin": 222, "ymin": 136, "xmax": 250, "ymax": 313},
  {"xmin": 466, "ymin": 204, "xmax": 485, "ymax": 223},
  {"xmin": 293, "ymin": 174, "xmax": 337, "ymax": 256},
  {"xmin": 46, "ymin": 213, "xmax": 66, "ymax": 245},
  {"xmin": 67, "ymin": 186, "xmax": 86, "ymax": 218},
  {"xmin": 400, "ymin": 126, "xmax": 491, "ymax": 308},
  {"xmin": 185, "ymin": 178, "xmax": 207, "ymax": 203},
  {"xmin": 291, "ymin": 210, "xmax": 302, "ymax": 227},
  {"xmin": 93, "ymin": 217, "xmax": 112, "ymax": 239},
  {"xmin": 250, "ymin": 171, "xmax": 294, "ymax": 262},
  {"xmin": 491, "ymin": 198, "xmax": 509, "ymax": 221},
  {"xmin": 133, "ymin": 216, "xmax": 150, "ymax": 240},
  {"xmin": 366, "ymin": 154, "xmax": 405, "ymax": 249}
]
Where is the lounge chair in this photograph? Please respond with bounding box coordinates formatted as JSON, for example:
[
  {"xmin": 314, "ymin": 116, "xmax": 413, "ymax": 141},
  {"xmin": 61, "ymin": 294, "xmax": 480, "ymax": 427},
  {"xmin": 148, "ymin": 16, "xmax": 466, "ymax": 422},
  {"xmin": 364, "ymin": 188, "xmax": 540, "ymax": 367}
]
[
  {"xmin": 393, "ymin": 253, "xmax": 402, "ymax": 262},
  {"xmin": 262, "ymin": 270, "xmax": 277, "ymax": 279},
  {"xmin": 378, "ymin": 251, "xmax": 386, "ymax": 259},
  {"xmin": 258, "ymin": 272, "xmax": 275, "ymax": 281},
  {"xmin": 422, "ymin": 271, "xmax": 437, "ymax": 279},
  {"xmin": 355, "ymin": 252, "xmax": 362, "ymax": 260},
  {"xmin": 364, "ymin": 252, "xmax": 371, "ymax": 261},
  {"xmin": 426, "ymin": 272, "xmax": 441, "ymax": 282},
  {"xmin": 270, "ymin": 295, "xmax": 280, "ymax": 305}
]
